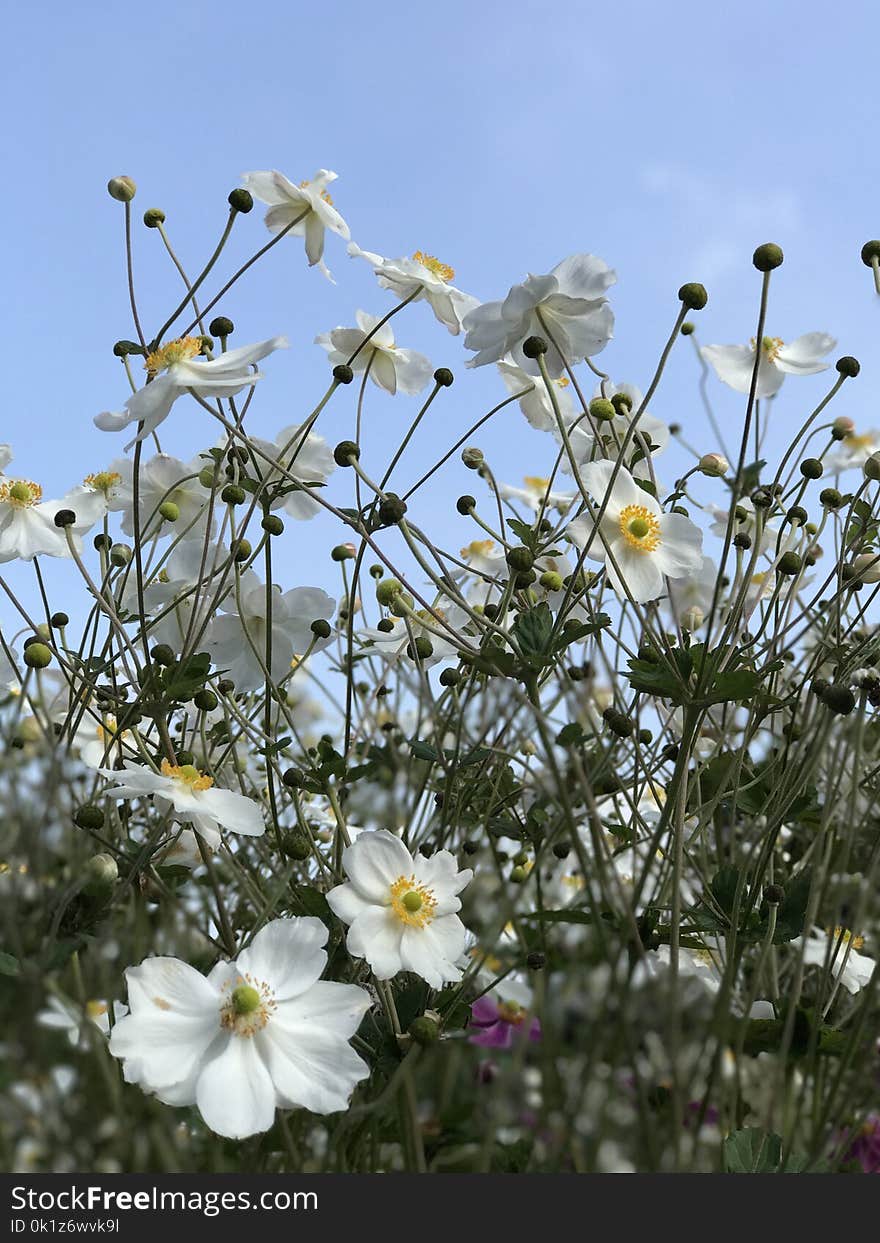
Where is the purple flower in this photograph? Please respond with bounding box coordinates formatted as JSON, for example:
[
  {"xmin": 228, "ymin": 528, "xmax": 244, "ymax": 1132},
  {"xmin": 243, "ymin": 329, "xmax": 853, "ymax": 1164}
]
[
  {"xmin": 468, "ymin": 994, "xmax": 541, "ymax": 1049},
  {"xmin": 843, "ymin": 1115, "xmax": 880, "ymax": 1173}
]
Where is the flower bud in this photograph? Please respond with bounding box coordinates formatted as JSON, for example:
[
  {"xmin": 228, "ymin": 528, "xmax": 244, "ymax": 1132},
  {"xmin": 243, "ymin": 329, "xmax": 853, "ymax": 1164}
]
[
  {"xmin": 143, "ymin": 208, "xmax": 165, "ymax": 228},
  {"xmin": 522, "ymin": 335, "xmax": 547, "ymax": 359},
  {"xmin": 539, "ymin": 570, "xmax": 564, "ymax": 592},
  {"xmin": 821, "ymin": 683, "xmax": 856, "ymax": 715},
  {"xmin": 820, "ymin": 487, "xmax": 842, "ymax": 509},
  {"xmin": 110, "ymin": 543, "xmax": 131, "ymax": 566},
  {"xmin": 310, "ymin": 618, "xmax": 332, "ymax": 640},
  {"xmin": 50, "ymin": 612, "xmax": 69, "ymax": 629},
  {"xmin": 23, "ymin": 642, "xmax": 52, "ymax": 669},
  {"xmin": 434, "ymin": 367, "xmax": 454, "ymax": 387},
  {"xmin": 407, "ymin": 637, "xmax": 434, "ymax": 661},
  {"xmin": 865, "ymin": 453, "xmax": 880, "ymax": 482},
  {"xmin": 332, "ymin": 363, "xmax": 354, "ymax": 385},
  {"xmin": 389, "ymin": 592, "xmax": 414, "ymax": 617},
  {"xmin": 74, "ymin": 804, "xmax": 104, "ymax": 831},
  {"xmin": 526, "ymin": 951, "xmax": 546, "ymax": 970},
  {"xmin": 831, "ymin": 416, "xmax": 855, "ymax": 441},
  {"xmin": 231, "ymin": 538, "xmax": 251, "ymax": 562},
  {"xmin": 680, "ymin": 321, "xmax": 695, "ymax": 336},
  {"xmin": 194, "ymin": 689, "xmax": 218, "ymax": 712},
  {"xmin": 113, "ymin": 339, "xmax": 143, "ymax": 357},
  {"xmin": 377, "ymin": 494, "xmax": 408, "ymax": 526},
  {"xmin": 53, "ymin": 509, "xmax": 76, "ymax": 528},
  {"xmin": 281, "ymin": 832, "xmax": 312, "ymax": 861},
  {"xmin": 107, "ymin": 176, "xmax": 136, "ymax": 202},
  {"xmin": 836, "ymin": 356, "xmax": 860, "ymax": 378},
  {"xmin": 764, "ymin": 884, "xmax": 785, "ymax": 905},
  {"xmin": 228, "ymin": 188, "xmax": 254, "ymax": 213},
  {"xmin": 753, "ymin": 242, "xmax": 783, "ymax": 272},
  {"xmin": 209, "ymin": 316, "xmax": 234, "ymax": 339},
  {"xmin": 83, "ymin": 852, "xmax": 118, "ymax": 897},
  {"xmin": 506, "ymin": 547, "xmax": 534, "ymax": 573},
  {"xmin": 589, "ymin": 397, "xmax": 616, "ymax": 422},
  {"xmin": 158, "ymin": 501, "xmax": 179, "ymax": 522},
  {"xmin": 221, "ymin": 483, "xmax": 246, "ymax": 505},
  {"xmin": 800, "ymin": 458, "xmax": 823, "ymax": 480},
  {"xmin": 682, "ymin": 605, "xmax": 704, "ymax": 631},
  {"xmin": 462, "ymin": 447, "xmax": 484, "ymax": 469},
  {"xmin": 261, "ymin": 514, "xmax": 284, "ymax": 536},
  {"xmin": 456, "ymin": 494, "xmax": 476, "ymax": 515},
  {"xmin": 439, "ymin": 668, "xmax": 461, "ymax": 688},
  {"xmin": 699, "ymin": 453, "xmax": 729, "ymax": 477},
  {"xmin": 151, "ymin": 644, "xmax": 175, "ymax": 666},
  {"xmin": 376, "ymin": 578, "xmax": 404, "ymax": 607},
  {"xmin": 333, "ymin": 440, "xmax": 359, "ymax": 467},
  {"xmin": 861, "ymin": 240, "xmax": 880, "ymax": 267},
  {"xmin": 331, "ymin": 543, "xmax": 356, "ymax": 562},
  {"xmin": 409, "ymin": 1015, "xmax": 440, "ymax": 1046},
  {"xmin": 733, "ymin": 532, "xmax": 752, "ymax": 550},
  {"xmin": 854, "ymin": 553, "xmax": 880, "ymax": 584},
  {"xmin": 777, "ymin": 551, "xmax": 802, "ymax": 576},
  {"xmin": 678, "ymin": 282, "xmax": 708, "ymax": 310}
]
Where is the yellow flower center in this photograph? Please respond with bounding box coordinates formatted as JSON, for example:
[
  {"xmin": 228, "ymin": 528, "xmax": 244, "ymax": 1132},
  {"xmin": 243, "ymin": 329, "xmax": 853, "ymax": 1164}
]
[
  {"xmin": 412, "ymin": 251, "xmax": 455, "ymax": 282},
  {"xmin": 84, "ymin": 470, "xmax": 122, "ymax": 495},
  {"xmin": 555, "ymin": 377, "xmax": 571, "ymax": 388},
  {"xmin": 750, "ymin": 335, "xmax": 784, "ymax": 363},
  {"xmin": 144, "ymin": 336, "xmax": 202, "ymax": 376},
  {"xmin": 220, "ymin": 974, "xmax": 277, "ymax": 1037},
  {"xmin": 496, "ymin": 1000, "xmax": 526, "ymax": 1026},
  {"xmin": 832, "ymin": 926, "xmax": 865, "ymax": 952},
  {"xmin": 462, "ymin": 539, "xmax": 495, "ymax": 559},
  {"xmin": 301, "ymin": 179, "xmax": 333, "ymax": 205},
  {"xmin": 390, "ymin": 874, "xmax": 437, "ymax": 928},
  {"xmin": 524, "ymin": 475, "xmax": 549, "ymax": 492},
  {"xmin": 618, "ymin": 504, "xmax": 661, "ymax": 552},
  {"xmin": 845, "ymin": 432, "xmax": 875, "ymax": 451},
  {"xmin": 85, "ymin": 1000, "xmax": 108, "ymax": 1020},
  {"xmin": 0, "ymin": 479, "xmax": 43, "ymax": 508},
  {"xmin": 160, "ymin": 759, "xmax": 213, "ymax": 791}
]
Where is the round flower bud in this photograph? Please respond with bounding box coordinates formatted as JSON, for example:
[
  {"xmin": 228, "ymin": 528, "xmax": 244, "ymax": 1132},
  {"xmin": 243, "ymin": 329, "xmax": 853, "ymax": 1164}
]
[
  {"xmin": 143, "ymin": 207, "xmax": 165, "ymax": 228},
  {"xmin": 310, "ymin": 618, "xmax": 332, "ymax": 640},
  {"xmin": 589, "ymin": 397, "xmax": 616, "ymax": 422},
  {"xmin": 158, "ymin": 501, "xmax": 179, "ymax": 522},
  {"xmin": 74, "ymin": 804, "xmax": 104, "ymax": 830},
  {"xmin": 110, "ymin": 544, "xmax": 131, "ymax": 567},
  {"xmin": 678, "ymin": 282, "xmax": 708, "ymax": 310},
  {"xmin": 53, "ymin": 509, "xmax": 76, "ymax": 528},
  {"xmin": 510, "ymin": 865, "xmax": 529, "ymax": 884},
  {"xmin": 539, "ymin": 570, "xmax": 564, "ymax": 592},
  {"xmin": 376, "ymin": 578, "xmax": 404, "ymax": 607},
  {"xmin": 603, "ymin": 708, "xmax": 634, "ymax": 738},
  {"xmin": 194, "ymin": 689, "xmax": 218, "ymax": 712},
  {"xmin": 865, "ymin": 453, "xmax": 880, "ymax": 482},
  {"xmin": 83, "ymin": 853, "xmax": 118, "ymax": 897},
  {"xmin": 836, "ymin": 356, "xmax": 860, "ymax": 378},
  {"xmin": 218, "ymin": 678, "xmax": 235, "ymax": 695},
  {"xmin": 332, "ymin": 363, "xmax": 354, "ymax": 385},
  {"xmin": 522, "ymin": 335, "xmax": 548, "ymax": 359},
  {"xmin": 389, "ymin": 592, "xmax": 414, "ymax": 618},
  {"xmin": 751, "ymin": 488, "xmax": 772, "ymax": 509},
  {"xmin": 777, "ymin": 551, "xmax": 802, "ymax": 576},
  {"xmin": 209, "ymin": 315, "xmax": 234, "ymax": 339},
  {"xmin": 462, "ymin": 447, "xmax": 484, "ymax": 469},
  {"xmin": 50, "ymin": 612, "xmax": 69, "ymax": 629},
  {"xmin": 330, "ymin": 543, "xmax": 356, "ymax": 562},
  {"xmin": 786, "ymin": 505, "xmax": 808, "ymax": 526},
  {"xmin": 93, "ymin": 534, "xmax": 111, "ymax": 552},
  {"xmin": 733, "ymin": 532, "xmax": 752, "ymax": 550},
  {"xmin": 456, "ymin": 494, "xmax": 476, "ymax": 515},
  {"xmin": 800, "ymin": 458, "xmax": 823, "ymax": 480},
  {"xmin": 821, "ymin": 683, "xmax": 856, "ymax": 715},
  {"xmin": 113, "ymin": 339, "xmax": 143, "ymax": 357},
  {"xmin": 377, "ymin": 494, "xmax": 408, "ymax": 526},
  {"xmin": 764, "ymin": 883, "xmax": 785, "ymax": 905},
  {"xmin": 232, "ymin": 538, "xmax": 251, "ymax": 563},
  {"xmin": 699, "ymin": 453, "xmax": 729, "ymax": 477},
  {"xmin": 820, "ymin": 487, "xmax": 842, "ymax": 509},
  {"xmin": 831, "ymin": 416, "xmax": 855, "ymax": 441},
  {"xmin": 409, "ymin": 1016, "xmax": 440, "ymax": 1046},
  {"xmin": 433, "ymin": 367, "xmax": 454, "ymax": 387},
  {"xmin": 333, "ymin": 440, "xmax": 359, "ymax": 467},
  {"xmin": 281, "ymin": 832, "xmax": 312, "ymax": 861},
  {"xmin": 753, "ymin": 242, "xmax": 784, "ymax": 272},
  {"xmin": 221, "ymin": 483, "xmax": 246, "ymax": 505},
  {"xmin": 526, "ymin": 951, "xmax": 546, "ymax": 970},
  {"xmin": 682, "ymin": 605, "xmax": 704, "ymax": 631},
  {"xmin": 610, "ymin": 392, "xmax": 633, "ymax": 415},
  {"xmin": 854, "ymin": 552, "xmax": 880, "ymax": 584},
  {"xmin": 198, "ymin": 466, "xmax": 218, "ymax": 489},
  {"xmin": 376, "ymin": 618, "xmax": 395, "ymax": 633},
  {"xmin": 861, "ymin": 240, "xmax": 880, "ymax": 267},
  {"xmin": 439, "ymin": 668, "xmax": 461, "ymax": 688},
  {"xmin": 228, "ymin": 188, "xmax": 254, "ymax": 213},
  {"xmin": 281, "ymin": 768, "xmax": 304, "ymax": 789},
  {"xmin": 639, "ymin": 728, "xmax": 653, "ymax": 745},
  {"xmin": 23, "ymin": 642, "xmax": 52, "ymax": 669},
  {"xmin": 107, "ymin": 176, "xmax": 136, "ymax": 202},
  {"xmin": 407, "ymin": 637, "xmax": 434, "ymax": 662},
  {"xmin": 261, "ymin": 514, "xmax": 284, "ymax": 537},
  {"xmin": 680, "ymin": 321, "xmax": 695, "ymax": 336},
  {"xmin": 151, "ymin": 644, "xmax": 175, "ymax": 667},
  {"xmin": 506, "ymin": 546, "xmax": 534, "ymax": 573}
]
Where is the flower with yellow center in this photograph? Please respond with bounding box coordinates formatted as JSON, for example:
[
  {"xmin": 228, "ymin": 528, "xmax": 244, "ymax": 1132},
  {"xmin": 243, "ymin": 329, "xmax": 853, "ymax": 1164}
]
[
  {"xmin": 0, "ymin": 474, "xmax": 99, "ymax": 564},
  {"xmin": 161, "ymin": 758, "xmax": 214, "ymax": 791},
  {"xmin": 412, "ymin": 251, "xmax": 455, "ymax": 282},
  {"xmin": 498, "ymin": 475, "xmax": 575, "ymax": 514},
  {"xmin": 701, "ymin": 330, "xmax": 836, "ymax": 398},
  {"xmin": 566, "ymin": 460, "xmax": 703, "ymax": 603},
  {"xmin": 242, "ymin": 168, "xmax": 350, "ymax": 280},
  {"xmin": 315, "ymin": 309, "xmax": 433, "ymax": 396},
  {"xmin": 83, "ymin": 470, "xmax": 122, "ymax": 497},
  {"xmin": 347, "ymin": 242, "xmax": 478, "ymax": 335},
  {"xmin": 144, "ymin": 336, "xmax": 202, "ymax": 376},
  {"xmin": 0, "ymin": 479, "xmax": 42, "ymax": 507},
  {"xmin": 327, "ymin": 830, "xmax": 473, "ymax": 988}
]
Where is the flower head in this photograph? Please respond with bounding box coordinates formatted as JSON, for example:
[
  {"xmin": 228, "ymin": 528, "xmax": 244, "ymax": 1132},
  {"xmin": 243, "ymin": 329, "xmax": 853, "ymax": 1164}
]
[
  {"xmin": 701, "ymin": 332, "xmax": 835, "ymax": 398},
  {"xmin": 242, "ymin": 170, "xmax": 350, "ymax": 280},
  {"xmin": 315, "ymin": 310, "xmax": 433, "ymax": 396},
  {"xmin": 348, "ymin": 242, "xmax": 479, "ymax": 334}
]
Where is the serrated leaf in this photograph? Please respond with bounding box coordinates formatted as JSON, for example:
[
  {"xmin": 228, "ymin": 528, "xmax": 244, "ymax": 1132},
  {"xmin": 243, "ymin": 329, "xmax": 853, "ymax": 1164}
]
[{"xmin": 723, "ymin": 1128, "xmax": 782, "ymax": 1173}]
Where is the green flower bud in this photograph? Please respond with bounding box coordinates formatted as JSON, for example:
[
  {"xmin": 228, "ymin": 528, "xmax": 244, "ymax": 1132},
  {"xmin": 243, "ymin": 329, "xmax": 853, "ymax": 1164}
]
[
  {"xmin": 522, "ymin": 336, "xmax": 547, "ymax": 359},
  {"xmin": 462, "ymin": 447, "xmax": 484, "ymax": 469},
  {"xmin": 506, "ymin": 546, "xmax": 534, "ymax": 573},
  {"xmin": 310, "ymin": 618, "xmax": 332, "ymax": 640},
  {"xmin": 589, "ymin": 397, "xmax": 616, "ymax": 422},
  {"xmin": 74, "ymin": 804, "xmax": 105, "ymax": 831},
  {"xmin": 389, "ymin": 592, "xmax": 414, "ymax": 618},
  {"xmin": 603, "ymin": 707, "xmax": 634, "ymax": 738},
  {"xmin": 800, "ymin": 458, "xmax": 823, "ymax": 480},
  {"xmin": 113, "ymin": 339, "xmax": 144, "ymax": 357},
  {"xmin": 281, "ymin": 768, "xmax": 304, "ymax": 789},
  {"xmin": 158, "ymin": 501, "xmax": 179, "ymax": 522},
  {"xmin": 331, "ymin": 543, "xmax": 355, "ymax": 561},
  {"xmin": 434, "ymin": 367, "xmax": 454, "ymax": 387},
  {"xmin": 23, "ymin": 643, "xmax": 52, "ymax": 669},
  {"xmin": 110, "ymin": 543, "xmax": 131, "ymax": 567},
  {"xmin": 332, "ymin": 363, "xmax": 354, "ymax": 385},
  {"xmin": 777, "ymin": 551, "xmax": 802, "ymax": 576},
  {"xmin": 333, "ymin": 440, "xmax": 359, "ymax": 467},
  {"xmin": 861, "ymin": 240, "xmax": 880, "ymax": 267},
  {"xmin": 143, "ymin": 207, "xmax": 165, "ymax": 228},
  {"xmin": 836, "ymin": 356, "xmax": 860, "ymax": 378},
  {"xmin": 83, "ymin": 852, "xmax": 118, "ymax": 897},
  {"xmin": 151, "ymin": 644, "xmax": 175, "ymax": 666},
  {"xmin": 221, "ymin": 483, "xmax": 246, "ymax": 505},
  {"xmin": 865, "ymin": 453, "xmax": 880, "ymax": 482},
  {"xmin": 107, "ymin": 176, "xmax": 136, "ymax": 202},
  {"xmin": 193, "ymin": 689, "xmax": 218, "ymax": 712},
  {"xmin": 407, "ymin": 637, "xmax": 434, "ymax": 661},
  {"xmin": 257, "ymin": 514, "xmax": 282, "ymax": 538},
  {"xmin": 699, "ymin": 453, "xmax": 728, "ymax": 477},
  {"xmin": 377, "ymin": 494, "xmax": 408, "ymax": 526},
  {"xmin": 409, "ymin": 1015, "xmax": 440, "ymax": 1046},
  {"xmin": 539, "ymin": 570, "xmax": 564, "ymax": 592},
  {"xmin": 228, "ymin": 188, "xmax": 254, "ymax": 213},
  {"xmin": 50, "ymin": 612, "xmax": 69, "ymax": 629},
  {"xmin": 209, "ymin": 316, "xmax": 234, "ymax": 339},
  {"xmin": 53, "ymin": 509, "xmax": 76, "ymax": 528},
  {"xmin": 733, "ymin": 532, "xmax": 752, "ymax": 550},
  {"xmin": 376, "ymin": 578, "xmax": 404, "ymax": 607},
  {"xmin": 439, "ymin": 668, "xmax": 461, "ymax": 688},
  {"xmin": 821, "ymin": 683, "xmax": 855, "ymax": 715},
  {"xmin": 281, "ymin": 832, "xmax": 312, "ymax": 861},
  {"xmin": 753, "ymin": 242, "xmax": 784, "ymax": 272},
  {"xmin": 678, "ymin": 282, "xmax": 708, "ymax": 310},
  {"xmin": 820, "ymin": 487, "xmax": 842, "ymax": 509},
  {"xmin": 510, "ymin": 865, "xmax": 529, "ymax": 884},
  {"xmin": 680, "ymin": 321, "xmax": 695, "ymax": 336},
  {"xmin": 456, "ymin": 494, "xmax": 476, "ymax": 515},
  {"xmin": 232, "ymin": 538, "xmax": 251, "ymax": 563},
  {"xmin": 198, "ymin": 466, "xmax": 218, "ymax": 488},
  {"xmin": 764, "ymin": 884, "xmax": 785, "ymax": 905}
]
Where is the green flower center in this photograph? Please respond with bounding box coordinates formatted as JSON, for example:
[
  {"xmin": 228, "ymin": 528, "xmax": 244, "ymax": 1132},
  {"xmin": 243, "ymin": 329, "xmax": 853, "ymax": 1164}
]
[{"xmin": 231, "ymin": 985, "xmax": 262, "ymax": 1015}]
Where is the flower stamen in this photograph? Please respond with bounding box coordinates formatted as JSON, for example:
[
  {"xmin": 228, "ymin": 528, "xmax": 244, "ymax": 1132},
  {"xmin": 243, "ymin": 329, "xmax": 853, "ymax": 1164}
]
[
  {"xmin": 618, "ymin": 503, "xmax": 661, "ymax": 552},
  {"xmin": 390, "ymin": 874, "xmax": 437, "ymax": 927},
  {"xmin": 412, "ymin": 251, "xmax": 455, "ymax": 282}
]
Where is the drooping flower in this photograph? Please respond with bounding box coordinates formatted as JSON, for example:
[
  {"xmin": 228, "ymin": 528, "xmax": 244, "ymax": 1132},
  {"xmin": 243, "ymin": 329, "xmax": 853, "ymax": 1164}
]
[
  {"xmin": 701, "ymin": 332, "xmax": 835, "ymax": 398},
  {"xmin": 463, "ymin": 254, "xmax": 615, "ymax": 377},
  {"xmin": 0, "ymin": 477, "xmax": 99, "ymax": 563},
  {"xmin": 100, "ymin": 760, "xmax": 265, "ymax": 849},
  {"xmin": 108, "ymin": 918, "xmax": 371, "ymax": 1138},
  {"xmin": 95, "ymin": 336, "xmax": 287, "ymax": 447},
  {"xmin": 315, "ymin": 310, "xmax": 433, "ymax": 396},
  {"xmin": 825, "ymin": 428, "xmax": 880, "ymax": 474},
  {"xmin": 242, "ymin": 170, "xmax": 350, "ymax": 280},
  {"xmin": 347, "ymin": 243, "xmax": 479, "ymax": 334},
  {"xmin": 498, "ymin": 475, "xmax": 575, "ymax": 514},
  {"xmin": 796, "ymin": 927, "xmax": 875, "ymax": 995},
  {"xmin": 204, "ymin": 571, "xmax": 335, "ymax": 692},
  {"xmin": 37, "ymin": 997, "xmax": 125, "ymax": 1046},
  {"xmin": 327, "ymin": 830, "xmax": 473, "ymax": 988},
  {"xmin": 566, "ymin": 460, "xmax": 703, "ymax": 603}
]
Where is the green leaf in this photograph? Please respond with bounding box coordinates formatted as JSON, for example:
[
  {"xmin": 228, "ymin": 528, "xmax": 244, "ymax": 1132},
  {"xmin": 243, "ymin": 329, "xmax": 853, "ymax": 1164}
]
[
  {"xmin": 511, "ymin": 602, "xmax": 555, "ymax": 669},
  {"xmin": 523, "ymin": 908, "xmax": 594, "ymax": 925},
  {"xmin": 289, "ymin": 885, "xmax": 331, "ymax": 921},
  {"xmin": 162, "ymin": 651, "xmax": 212, "ymax": 701},
  {"xmin": 723, "ymin": 1127, "xmax": 782, "ymax": 1173},
  {"xmin": 770, "ymin": 869, "xmax": 812, "ymax": 943},
  {"xmin": 0, "ymin": 952, "xmax": 20, "ymax": 977}
]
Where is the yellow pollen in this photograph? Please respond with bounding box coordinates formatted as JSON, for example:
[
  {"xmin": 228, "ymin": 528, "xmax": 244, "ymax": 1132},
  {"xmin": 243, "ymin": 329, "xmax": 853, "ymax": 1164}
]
[
  {"xmin": 0, "ymin": 479, "xmax": 42, "ymax": 508},
  {"xmin": 390, "ymin": 874, "xmax": 437, "ymax": 927},
  {"xmin": 524, "ymin": 475, "xmax": 549, "ymax": 491},
  {"xmin": 462, "ymin": 539, "xmax": 495, "ymax": 559},
  {"xmin": 84, "ymin": 470, "xmax": 122, "ymax": 495},
  {"xmin": 219, "ymin": 974, "xmax": 276, "ymax": 1037},
  {"xmin": 496, "ymin": 1001, "xmax": 526, "ymax": 1026},
  {"xmin": 85, "ymin": 1000, "xmax": 108, "ymax": 1020},
  {"xmin": 618, "ymin": 504, "xmax": 661, "ymax": 552},
  {"xmin": 412, "ymin": 250, "xmax": 455, "ymax": 282},
  {"xmin": 144, "ymin": 336, "xmax": 202, "ymax": 376},
  {"xmin": 555, "ymin": 376, "xmax": 571, "ymax": 388},
  {"xmin": 300, "ymin": 179, "xmax": 333, "ymax": 204},
  {"xmin": 846, "ymin": 432, "xmax": 875, "ymax": 451},
  {"xmin": 160, "ymin": 759, "xmax": 214, "ymax": 791},
  {"xmin": 832, "ymin": 926, "xmax": 865, "ymax": 952},
  {"xmin": 750, "ymin": 335, "xmax": 784, "ymax": 363}
]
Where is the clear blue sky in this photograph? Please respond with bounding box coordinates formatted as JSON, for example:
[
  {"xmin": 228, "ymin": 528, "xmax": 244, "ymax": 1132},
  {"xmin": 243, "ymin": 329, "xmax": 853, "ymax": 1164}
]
[{"xmin": 3, "ymin": 0, "xmax": 880, "ymax": 602}]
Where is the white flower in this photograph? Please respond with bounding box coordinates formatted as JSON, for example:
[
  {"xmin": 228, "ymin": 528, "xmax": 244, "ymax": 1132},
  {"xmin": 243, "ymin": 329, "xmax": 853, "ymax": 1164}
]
[
  {"xmin": 825, "ymin": 428, "xmax": 880, "ymax": 474},
  {"xmin": 0, "ymin": 477, "xmax": 99, "ymax": 563},
  {"xmin": 566, "ymin": 460, "xmax": 703, "ymax": 603},
  {"xmin": 797, "ymin": 927, "xmax": 875, "ymax": 995},
  {"xmin": 37, "ymin": 996, "xmax": 125, "ymax": 1046},
  {"xmin": 359, "ymin": 599, "xmax": 468, "ymax": 666},
  {"xmin": 246, "ymin": 423, "xmax": 336, "ymax": 521},
  {"xmin": 316, "ymin": 310, "xmax": 433, "ymax": 396},
  {"xmin": 205, "ymin": 571, "xmax": 335, "ymax": 693},
  {"xmin": 463, "ymin": 254, "xmax": 615, "ymax": 377},
  {"xmin": 108, "ymin": 917, "xmax": 371, "ymax": 1138},
  {"xmin": 555, "ymin": 381, "xmax": 670, "ymax": 482},
  {"xmin": 701, "ymin": 332, "xmax": 835, "ymax": 399},
  {"xmin": 497, "ymin": 362, "xmax": 578, "ymax": 431},
  {"xmin": 100, "ymin": 760, "xmax": 265, "ymax": 849},
  {"xmin": 347, "ymin": 243, "xmax": 478, "ymax": 334},
  {"xmin": 95, "ymin": 336, "xmax": 287, "ymax": 447},
  {"xmin": 0, "ymin": 444, "xmax": 12, "ymax": 472},
  {"xmin": 498, "ymin": 475, "xmax": 575, "ymax": 514},
  {"xmin": 108, "ymin": 454, "xmax": 211, "ymax": 540},
  {"xmin": 327, "ymin": 830, "xmax": 473, "ymax": 988},
  {"xmin": 242, "ymin": 169, "xmax": 350, "ymax": 280}
]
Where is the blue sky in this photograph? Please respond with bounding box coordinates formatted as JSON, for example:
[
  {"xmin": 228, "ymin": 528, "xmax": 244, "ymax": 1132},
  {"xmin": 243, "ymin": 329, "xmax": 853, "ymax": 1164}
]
[{"xmin": 3, "ymin": 0, "xmax": 880, "ymax": 603}]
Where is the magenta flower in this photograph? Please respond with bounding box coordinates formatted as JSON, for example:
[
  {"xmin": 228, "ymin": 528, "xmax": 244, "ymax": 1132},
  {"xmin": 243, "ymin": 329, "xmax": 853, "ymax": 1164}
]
[
  {"xmin": 468, "ymin": 994, "xmax": 541, "ymax": 1049},
  {"xmin": 843, "ymin": 1116, "xmax": 880, "ymax": 1172}
]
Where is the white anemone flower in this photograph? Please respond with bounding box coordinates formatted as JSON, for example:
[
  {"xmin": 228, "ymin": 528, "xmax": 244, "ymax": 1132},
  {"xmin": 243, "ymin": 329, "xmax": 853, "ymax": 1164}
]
[
  {"xmin": 463, "ymin": 254, "xmax": 615, "ymax": 377},
  {"xmin": 204, "ymin": 571, "xmax": 335, "ymax": 692},
  {"xmin": 245, "ymin": 423, "xmax": 336, "ymax": 521},
  {"xmin": 347, "ymin": 243, "xmax": 479, "ymax": 334},
  {"xmin": 825, "ymin": 428, "xmax": 880, "ymax": 474},
  {"xmin": 796, "ymin": 927, "xmax": 875, "ymax": 995},
  {"xmin": 701, "ymin": 332, "xmax": 835, "ymax": 399},
  {"xmin": 108, "ymin": 454, "xmax": 211, "ymax": 540},
  {"xmin": 100, "ymin": 760, "xmax": 265, "ymax": 849},
  {"xmin": 95, "ymin": 336, "xmax": 287, "ymax": 448},
  {"xmin": 0, "ymin": 478, "xmax": 99, "ymax": 563},
  {"xmin": 0, "ymin": 444, "xmax": 12, "ymax": 472},
  {"xmin": 316, "ymin": 310, "xmax": 434, "ymax": 396},
  {"xmin": 242, "ymin": 169, "xmax": 350, "ymax": 280},
  {"xmin": 566, "ymin": 460, "xmax": 703, "ymax": 603},
  {"xmin": 108, "ymin": 918, "xmax": 371, "ymax": 1138},
  {"xmin": 327, "ymin": 830, "xmax": 473, "ymax": 988},
  {"xmin": 498, "ymin": 475, "xmax": 575, "ymax": 514},
  {"xmin": 359, "ymin": 599, "xmax": 468, "ymax": 666},
  {"xmin": 497, "ymin": 361, "xmax": 578, "ymax": 431},
  {"xmin": 37, "ymin": 997, "xmax": 125, "ymax": 1046}
]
